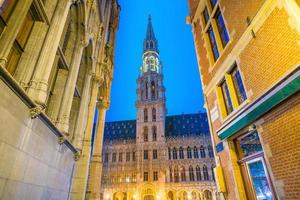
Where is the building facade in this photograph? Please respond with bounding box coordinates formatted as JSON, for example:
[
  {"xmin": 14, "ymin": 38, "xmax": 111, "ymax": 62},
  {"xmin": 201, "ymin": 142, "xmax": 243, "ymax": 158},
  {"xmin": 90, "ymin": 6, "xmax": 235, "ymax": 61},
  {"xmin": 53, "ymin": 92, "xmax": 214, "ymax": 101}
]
[
  {"xmin": 101, "ymin": 16, "xmax": 216, "ymax": 200},
  {"xmin": 0, "ymin": 0, "xmax": 120, "ymax": 199},
  {"xmin": 187, "ymin": 0, "xmax": 300, "ymax": 199}
]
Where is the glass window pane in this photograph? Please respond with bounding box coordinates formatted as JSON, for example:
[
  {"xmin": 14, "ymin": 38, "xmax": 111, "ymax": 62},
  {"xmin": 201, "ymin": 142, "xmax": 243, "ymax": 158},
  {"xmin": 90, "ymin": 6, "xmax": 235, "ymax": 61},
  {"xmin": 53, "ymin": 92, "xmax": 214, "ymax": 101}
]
[
  {"xmin": 210, "ymin": 0, "xmax": 218, "ymax": 8},
  {"xmin": 248, "ymin": 160, "xmax": 273, "ymax": 200},
  {"xmin": 215, "ymin": 8, "xmax": 229, "ymax": 47},
  {"xmin": 207, "ymin": 25, "xmax": 219, "ymax": 61},
  {"xmin": 232, "ymin": 67, "xmax": 247, "ymax": 104},
  {"xmin": 237, "ymin": 131, "xmax": 263, "ymax": 158},
  {"xmin": 220, "ymin": 80, "xmax": 233, "ymax": 114},
  {"xmin": 203, "ymin": 7, "xmax": 210, "ymax": 25}
]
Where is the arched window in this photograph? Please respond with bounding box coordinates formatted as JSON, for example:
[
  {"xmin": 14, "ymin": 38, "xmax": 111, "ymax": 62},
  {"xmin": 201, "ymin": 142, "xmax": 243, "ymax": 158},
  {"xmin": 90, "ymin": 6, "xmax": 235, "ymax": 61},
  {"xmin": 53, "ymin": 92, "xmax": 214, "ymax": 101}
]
[
  {"xmin": 180, "ymin": 166, "xmax": 186, "ymax": 182},
  {"xmin": 179, "ymin": 147, "xmax": 184, "ymax": 159},
  {"xmin": 169, "ymin": 167, "xmax": 173, "ymax": 182},
  {"xmin": 200, "ymin": 146, "xmax": 206, "ymax": 158},
  {"xmin": 196, "ymin": 165, "xmax": 202, "ymax": 181},
  {"xmin": 189, "ymin": 166, "xmax": 194, "ymax": 181},
  {"xmin": 152, "ymin": 126, "xmax": 157, "ymax": 141},
  {"xmin": 192, "ymin": 192, "xmax": 198, "ymax": 200},
  {"xmin": 173, "ymin": 147, "xmax": 177, "ymax": 160},
  {"xmin": 187, "ymin": 146, "xmax": 192, "ymax": 159},
  {"xmin": 208, "ymin": 145, "xmax": 214, "ymax": 158},
  {"xmin": 144, "ymin": 108, "xmax": 148, "ymax": 122},
  {"xmin": 152, "ymin": 107, "xmax": 156, "ymax": 122},
  {"xmin": 193, "ymin": 146, "xmax": 199, "ymax": 158},
  {"xmin": 183, "ymin": 191, "xmax": 188, "ymax": 200},
  {"xmin": 174, "ymin": 166, "xmax": 179, "ymax": 182},
  {"xmin": 143, "ymin": 126, "xmax": 148, "ymax": 142},
  {"xmin": 204, "ymin": 190, "xmax": 212, "ymax": 200},
  {"xmin": 168, "ymin": 147, "xmax": 171, "ymax": 160},
  {"xmin": 203, "ymin": 165, "xmax": 209, "ymax": 180},
  {"xmin": 211, "ymin": 165, "xmax": 215, "ymax": 181},
  {"xmin": 151, "ymin": 81, "xmax": 156, "ymax": 99},
  {"xmin": 145, "ymin": 82, "xmax": 149, "ymax": 99}
]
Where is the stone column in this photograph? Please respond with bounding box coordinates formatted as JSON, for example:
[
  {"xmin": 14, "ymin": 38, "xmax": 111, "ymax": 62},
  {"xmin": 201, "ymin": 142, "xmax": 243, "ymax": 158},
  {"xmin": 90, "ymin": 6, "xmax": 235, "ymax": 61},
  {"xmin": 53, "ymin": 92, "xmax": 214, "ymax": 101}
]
[
  {"xmin": 27, "ymin": 0, "xmax": 72, "ymax": 105},
  {"xmin": 0, "ymin": 0, "xmax": 33, "ymax": 68},
  {"xmin": 56, "ymin": 41, "xmax": 85, "ymax": 134},
  {"xmin": 70, "ymin": 75, "xmax": 101, "ymax": 200},
  {"xmin": 88, "ymin": 99, "xmax": 110, "ymax": 200},
  {"xmin": 73, "ymin": 70, "xmax": 93, "ymax": 149}
]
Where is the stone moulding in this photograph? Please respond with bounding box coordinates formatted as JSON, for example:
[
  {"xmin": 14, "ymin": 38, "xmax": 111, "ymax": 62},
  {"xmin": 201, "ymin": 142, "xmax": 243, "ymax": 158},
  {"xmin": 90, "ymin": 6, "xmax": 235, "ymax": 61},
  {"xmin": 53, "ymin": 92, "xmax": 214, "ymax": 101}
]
[{"xmin": 0, "ymin": 66, "xmax": 78, "ymax": 155}]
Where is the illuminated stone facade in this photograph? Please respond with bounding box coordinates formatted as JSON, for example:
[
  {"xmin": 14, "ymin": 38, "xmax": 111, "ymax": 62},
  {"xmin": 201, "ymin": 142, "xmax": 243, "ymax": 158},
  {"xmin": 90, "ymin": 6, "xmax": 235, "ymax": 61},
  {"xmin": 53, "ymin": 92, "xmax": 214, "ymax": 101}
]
[
  {"xmin": 187, "ymin": 0, "xmax": 300, "ymax": 200},
  {"xmin": 0, "ymin": 0, "xmax": 120, "ymax": 199},
  {"xmin": 101, "ymin": 16, "xmax": 216, "ymax": 200}
]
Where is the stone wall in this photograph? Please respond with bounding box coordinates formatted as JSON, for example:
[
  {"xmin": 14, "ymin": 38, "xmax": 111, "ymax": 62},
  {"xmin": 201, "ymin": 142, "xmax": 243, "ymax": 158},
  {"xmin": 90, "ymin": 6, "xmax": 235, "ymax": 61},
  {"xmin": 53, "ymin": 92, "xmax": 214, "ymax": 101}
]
[{"xmin": 0, "ymin": 79, "xmax": 75, "ymax": 200}]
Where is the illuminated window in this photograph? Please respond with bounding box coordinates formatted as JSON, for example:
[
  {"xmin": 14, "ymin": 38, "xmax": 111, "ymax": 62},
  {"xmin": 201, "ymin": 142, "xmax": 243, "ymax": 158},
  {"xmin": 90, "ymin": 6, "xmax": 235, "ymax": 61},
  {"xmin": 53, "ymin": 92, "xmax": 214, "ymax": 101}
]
[
  {"xmin": 118, "ymin": 152, "xmax": 122, "ymax": 162},
  {"xmin": 152, "ymin": 126, "xmax": 157, "ymax": 141},
  {"xmin": 174, "ymin": 166, "xmax": 179, "ymax": 182},
  {"xmin": 143, "ymin": 126, "xmax": 148, "ymax": 142},
  {"xmin": 200, "ymin": 146, "xmax": 206, "ymax": 158},
  {"xmin": 104, "ymin": 153, "xmax": 109, "ymax": 162},
  {"xmin": 172, "ymin": 147, "xmax": 177, "ymax": 160},
  {"xmin": 152, "ymin": 108, "xmax": 156, "ymax": 122},
  {"xmin": 181, "ymin": 166, "xmax": 186, "ymax": 181},
  {"xmin": 144, "ymin": 150, "xmax": 148, "ymax": 160},
  {"xmin": 151, "ymin": 81, "xmax": 156, "ymax": 100},
  {"xmin": 179, "ymin": 147, "xmax": 184, "ymax": 159},
  {"xmin": 196, "ymin": 165, "xmax": 202, "ymax": 181},
  {"xmin": 144, "ymin": 108, "xmax": 148, "ymax": 122},
  {"xmin": 220, "ymin": 80, "xmax": 233, "ymax": 115},
  {"xmin": 208, "ymin": 145, "xmax": 214, "ymax": 158},
  {"xmin": 187, "ymin": 146, "xmax": 192, "ymax": 159},
  {"xmin": 230, "ymin": 66, "xmax": 247, "ymax": 104},
  {"xmin": 203, "ymin": 165, "xmax": 209, "ymax": 180},
  {"xmin": 207, "ymin": 25, "xmax": 219, "ymax": 61},
  {"xmin": 193, "ymin": 146, "xmax": 199, "ymax": 159},
  {"xmin": 153, "ymin": 149, "xmax": 158, "ymax": 159},
  {"xmin": 143, "ymin": 172, "xmax": 148, "ymax": 181},
  {"xmin": 189, "ymin": 166, "xmax": 195, "ymax": 181},
  {"xmin": 215, "ymin": 8, "xmax": 229, "ymax": 47},
  {"xmin": 126, "ymin": 152, "xmax": 130, "ymax": 162},
  {"xmin": 211, "ymin": 166, "xmax": 215, "ymax": 181},
  {"xmin": 112, "ymin": 153, "xmax": 116, "ymax": 162},
  {"xmin": 132, "ymin": 152, "xmax": 136, "ymax": 161},
  {"xmin": 153, "ymin": 171, "xmax": 158, "ymax": 181}
]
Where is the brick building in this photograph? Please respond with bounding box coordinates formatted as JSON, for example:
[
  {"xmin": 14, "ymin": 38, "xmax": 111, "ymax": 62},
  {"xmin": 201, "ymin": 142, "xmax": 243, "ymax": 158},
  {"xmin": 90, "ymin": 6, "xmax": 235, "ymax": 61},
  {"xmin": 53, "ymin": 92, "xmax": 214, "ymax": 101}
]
[{"xmin": 187, "ymin": 0, "xmax": 300, "ymax": 199}]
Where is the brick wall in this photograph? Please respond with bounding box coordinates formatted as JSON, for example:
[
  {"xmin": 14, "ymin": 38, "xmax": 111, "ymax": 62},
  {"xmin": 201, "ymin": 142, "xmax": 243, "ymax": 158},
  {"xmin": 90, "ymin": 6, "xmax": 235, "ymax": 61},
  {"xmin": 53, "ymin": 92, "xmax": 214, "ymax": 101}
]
[{"xmin": 260, "ymin": 92, "xmax": 300, "ymax": 200}]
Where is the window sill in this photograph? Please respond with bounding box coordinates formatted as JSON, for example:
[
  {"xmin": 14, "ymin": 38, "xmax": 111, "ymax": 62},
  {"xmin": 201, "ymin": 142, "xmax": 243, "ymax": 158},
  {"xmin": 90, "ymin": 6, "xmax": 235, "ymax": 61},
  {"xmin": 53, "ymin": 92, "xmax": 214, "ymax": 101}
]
[{"xmin": 219, "ymin": 99, "xmax": 250, "ymax": 126}]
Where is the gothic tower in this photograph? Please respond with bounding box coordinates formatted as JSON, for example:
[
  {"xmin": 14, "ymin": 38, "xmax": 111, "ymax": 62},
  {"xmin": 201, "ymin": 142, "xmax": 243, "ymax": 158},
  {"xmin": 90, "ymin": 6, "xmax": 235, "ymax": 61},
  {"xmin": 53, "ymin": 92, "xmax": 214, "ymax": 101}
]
[{"xmin": 135, "ymin": 15, "xmax": 167, "ymax": 191}]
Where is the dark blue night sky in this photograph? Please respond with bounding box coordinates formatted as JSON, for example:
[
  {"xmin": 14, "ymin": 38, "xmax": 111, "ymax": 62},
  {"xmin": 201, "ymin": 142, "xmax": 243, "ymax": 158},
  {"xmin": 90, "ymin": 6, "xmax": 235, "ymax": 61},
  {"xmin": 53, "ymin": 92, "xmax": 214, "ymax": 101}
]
[{"xmin": 106, "ymin": 0, "xmax": 205, "ymax": 122}]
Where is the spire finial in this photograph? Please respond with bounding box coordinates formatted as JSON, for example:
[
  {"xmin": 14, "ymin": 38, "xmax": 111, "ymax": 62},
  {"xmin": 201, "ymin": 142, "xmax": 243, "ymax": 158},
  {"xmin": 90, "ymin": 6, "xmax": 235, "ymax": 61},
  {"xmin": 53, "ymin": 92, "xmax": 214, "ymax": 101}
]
[{"xmin": 148, "ymin": 14, "xmax": 151, "ymax": 21}]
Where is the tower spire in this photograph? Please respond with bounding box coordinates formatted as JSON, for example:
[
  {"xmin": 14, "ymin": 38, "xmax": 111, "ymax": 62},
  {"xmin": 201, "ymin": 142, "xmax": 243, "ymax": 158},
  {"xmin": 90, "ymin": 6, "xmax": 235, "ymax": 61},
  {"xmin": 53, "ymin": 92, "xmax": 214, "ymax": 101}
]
[{"xmin": 144, "ymin": 14, "xmax": 158, "ymax": 53}]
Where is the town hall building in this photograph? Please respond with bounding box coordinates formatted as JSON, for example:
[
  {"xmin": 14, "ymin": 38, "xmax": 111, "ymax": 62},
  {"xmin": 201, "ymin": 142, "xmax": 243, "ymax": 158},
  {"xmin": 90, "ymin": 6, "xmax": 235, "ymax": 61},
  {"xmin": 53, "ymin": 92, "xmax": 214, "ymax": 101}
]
[{"xmin": 101, "ymin": 16, "xmax": 216, "ymax": 200}]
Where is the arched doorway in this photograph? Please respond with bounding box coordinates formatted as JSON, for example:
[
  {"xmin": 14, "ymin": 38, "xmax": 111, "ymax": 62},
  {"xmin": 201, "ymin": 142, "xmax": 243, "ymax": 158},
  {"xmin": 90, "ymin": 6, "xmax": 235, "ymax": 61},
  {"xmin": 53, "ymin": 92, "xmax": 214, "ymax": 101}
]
[{"xmin": 167, "ymin": 191, "xmax": 175, "ymax": 200}]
